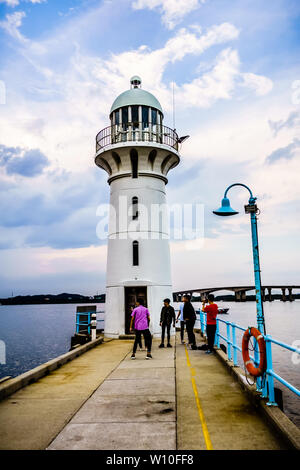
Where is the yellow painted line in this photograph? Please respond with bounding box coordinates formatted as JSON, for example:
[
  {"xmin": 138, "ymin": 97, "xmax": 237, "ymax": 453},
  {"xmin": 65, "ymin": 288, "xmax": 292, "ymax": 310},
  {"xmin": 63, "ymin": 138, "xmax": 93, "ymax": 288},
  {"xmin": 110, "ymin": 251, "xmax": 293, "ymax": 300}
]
[{"xmin": 184, "ymin": 345, "xmax": 213, "ymax": 450}]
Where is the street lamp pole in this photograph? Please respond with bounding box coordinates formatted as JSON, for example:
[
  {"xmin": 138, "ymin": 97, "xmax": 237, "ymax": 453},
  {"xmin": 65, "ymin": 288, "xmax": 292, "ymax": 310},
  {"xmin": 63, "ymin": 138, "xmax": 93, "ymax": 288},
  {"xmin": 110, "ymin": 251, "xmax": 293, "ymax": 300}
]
[{"xmin": 213, "ymin": 183, "xmax": 266, "ymax": 335}]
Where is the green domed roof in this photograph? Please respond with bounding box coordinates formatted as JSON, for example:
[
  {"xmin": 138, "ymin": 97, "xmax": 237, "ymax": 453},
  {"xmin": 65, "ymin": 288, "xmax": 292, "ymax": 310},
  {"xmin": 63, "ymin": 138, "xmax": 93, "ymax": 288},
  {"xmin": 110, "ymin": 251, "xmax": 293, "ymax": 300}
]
[{"xmin": 110, "ymin": 84, "xmax": 163, "ymax": 115}]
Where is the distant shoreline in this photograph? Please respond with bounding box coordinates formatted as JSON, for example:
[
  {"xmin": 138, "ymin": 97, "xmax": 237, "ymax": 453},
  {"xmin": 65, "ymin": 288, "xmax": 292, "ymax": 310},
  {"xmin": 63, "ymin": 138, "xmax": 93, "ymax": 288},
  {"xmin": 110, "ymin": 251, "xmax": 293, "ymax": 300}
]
[{"xmin": 0, "ymin": 293, "xmax": 105, "ymax": 306}]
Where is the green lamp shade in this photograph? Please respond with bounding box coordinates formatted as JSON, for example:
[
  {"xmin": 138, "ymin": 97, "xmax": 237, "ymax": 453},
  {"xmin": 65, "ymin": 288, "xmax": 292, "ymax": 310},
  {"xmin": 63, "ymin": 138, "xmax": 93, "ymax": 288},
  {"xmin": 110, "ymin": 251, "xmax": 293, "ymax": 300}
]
[{"xmin": 213, "ymin": 197, "xmax": 239, "ymax": 216}]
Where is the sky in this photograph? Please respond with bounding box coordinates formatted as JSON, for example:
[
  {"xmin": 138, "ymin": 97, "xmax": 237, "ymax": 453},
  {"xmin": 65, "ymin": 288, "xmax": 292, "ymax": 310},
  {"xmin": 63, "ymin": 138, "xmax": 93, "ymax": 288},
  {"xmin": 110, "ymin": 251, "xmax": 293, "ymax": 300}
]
[{"xmin": 0, "ymin": 0, "xmax": 299, "ymax": 297}]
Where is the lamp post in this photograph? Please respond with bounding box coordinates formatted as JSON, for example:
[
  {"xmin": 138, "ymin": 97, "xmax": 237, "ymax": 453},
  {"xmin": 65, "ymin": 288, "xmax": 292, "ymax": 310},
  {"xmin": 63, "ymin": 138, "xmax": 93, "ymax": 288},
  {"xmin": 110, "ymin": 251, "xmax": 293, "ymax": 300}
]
[{"xmin": 213, "ymin": 183, "xmax": 266, "ymax": 335}]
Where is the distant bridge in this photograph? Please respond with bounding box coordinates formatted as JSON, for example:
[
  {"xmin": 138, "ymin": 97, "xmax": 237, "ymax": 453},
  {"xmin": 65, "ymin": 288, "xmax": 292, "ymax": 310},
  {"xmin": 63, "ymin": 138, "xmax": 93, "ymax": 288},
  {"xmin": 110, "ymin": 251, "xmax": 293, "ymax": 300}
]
[{"xmin": 173, "ymin": 285, "xmax": 300, "ymax": 302}]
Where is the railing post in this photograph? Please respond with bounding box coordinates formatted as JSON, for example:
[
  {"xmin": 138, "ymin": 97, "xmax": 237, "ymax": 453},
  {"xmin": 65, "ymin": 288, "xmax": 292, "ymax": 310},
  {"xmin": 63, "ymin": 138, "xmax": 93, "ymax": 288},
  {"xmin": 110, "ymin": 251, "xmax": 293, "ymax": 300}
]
[
  {"xmin": 215, "ymin": 319, "xmax": 220, "ymax": 348},
  {"xmin": 91, "ymin": 313, "xmax": 97, "ymax": 341},
  {"xmin": 199, "ymin": 310, "xmax": 203, "ymax": 335},
  {"xmin": 227, "ymin": 322, "xmax": 232, "ymax": 361},
  {"xmin": 265, "ymin": 334, "xmax": 278, "ymax": 406},
  {"xmin": 231, "ymin": 322, "xmax": 238, "ymax": 366},
  {"xmin": 253, "ymin": 337, "xmax": 263, "ymax": 393}
]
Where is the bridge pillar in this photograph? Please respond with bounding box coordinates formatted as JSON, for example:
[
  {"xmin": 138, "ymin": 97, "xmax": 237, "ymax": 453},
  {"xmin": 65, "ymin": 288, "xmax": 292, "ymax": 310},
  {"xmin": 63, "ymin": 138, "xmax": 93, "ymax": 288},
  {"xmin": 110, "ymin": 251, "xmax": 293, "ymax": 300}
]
[
  {"xmin": 288, "ymin": 288, "xmax": 294, "ymax": 302},
  {"xmin": 201, "ymin": 293, "xmax": 206, "ymax": 302},
  {"xmin": 241, "ymin": 291, "xmax": 247, "ymax": 302},
  {"xmin": 235, "ymin": 291, "xmax": 241, "ymax": 302},
  {"xmin": 281, "ymin": 288, "xmax": 286, "ymax": 302},
  {"xmin": 267, "ymin": 288, "xmax": 272, "ymax": 301},
  {"xmin": 262, "ymin": 288, "xmax": 266, "ymax": 302}
]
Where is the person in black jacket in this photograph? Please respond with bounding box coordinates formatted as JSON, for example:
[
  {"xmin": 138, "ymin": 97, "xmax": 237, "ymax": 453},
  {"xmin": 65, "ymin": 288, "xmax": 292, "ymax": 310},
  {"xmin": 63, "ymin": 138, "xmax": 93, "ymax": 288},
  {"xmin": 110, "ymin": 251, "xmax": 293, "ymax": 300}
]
[
  {"xmin": 159, "ymin": 298, "xmax": 175, "ymax": 348},
  {"xmin": 183, "ymin": 295, "xmax": 197, "ymax": 350}
]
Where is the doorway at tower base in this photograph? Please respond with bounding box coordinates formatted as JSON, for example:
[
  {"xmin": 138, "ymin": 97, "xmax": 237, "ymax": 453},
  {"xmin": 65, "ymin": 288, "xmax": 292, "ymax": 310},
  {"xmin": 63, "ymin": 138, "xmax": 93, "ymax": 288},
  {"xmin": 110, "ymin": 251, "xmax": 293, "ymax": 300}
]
[{"xmin": 104, "ymin": 284, "xmax": 175, "ymax": 338}]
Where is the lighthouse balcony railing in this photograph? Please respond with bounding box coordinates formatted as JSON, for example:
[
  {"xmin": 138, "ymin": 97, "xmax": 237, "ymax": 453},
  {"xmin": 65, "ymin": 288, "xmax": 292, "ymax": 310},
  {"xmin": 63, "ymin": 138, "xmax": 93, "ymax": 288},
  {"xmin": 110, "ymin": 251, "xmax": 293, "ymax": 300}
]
[
  {"xmin": 96, "ymin": 122, "xmax": 179, "ymax": 152},
  {"xmin": 196, "ymin": 310, "xmax": 300, "ymax": 406}
]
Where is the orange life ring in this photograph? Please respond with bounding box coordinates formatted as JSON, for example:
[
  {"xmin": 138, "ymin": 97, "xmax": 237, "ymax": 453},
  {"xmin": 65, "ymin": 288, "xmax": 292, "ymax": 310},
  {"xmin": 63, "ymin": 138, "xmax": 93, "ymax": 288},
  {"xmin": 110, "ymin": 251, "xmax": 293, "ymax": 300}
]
[{"xmin": 242, "ymin": 327, "xmax": 266, "ymax": 377}]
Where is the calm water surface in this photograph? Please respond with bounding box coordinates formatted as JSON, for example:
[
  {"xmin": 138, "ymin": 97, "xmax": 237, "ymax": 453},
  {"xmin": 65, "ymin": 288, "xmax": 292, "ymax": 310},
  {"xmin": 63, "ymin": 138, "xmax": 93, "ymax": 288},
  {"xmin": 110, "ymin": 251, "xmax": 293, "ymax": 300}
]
[{"xmin": 0, "ymin": 301, "xmax": 299, "ymax": 426}]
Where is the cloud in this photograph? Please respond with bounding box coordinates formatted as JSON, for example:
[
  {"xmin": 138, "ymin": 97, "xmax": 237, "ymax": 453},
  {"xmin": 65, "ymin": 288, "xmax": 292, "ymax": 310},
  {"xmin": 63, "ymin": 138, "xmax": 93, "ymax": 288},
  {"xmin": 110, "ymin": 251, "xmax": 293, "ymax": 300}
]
[
  {"xmin": 0, "ymin": 0, "xmax": 45, "ymax": 6},
  {"xmin": 0, "ymin": 0, "xmax": 20, "ymax": 6},
  {"xmin": 265, "ymin": 138, "xmax": 300, "ymax": 164},
  {"xmin": 240, "ymin": 72, "xmax": 273, "ymax": 96},
  {"xmin": 0, "ymin": 144, "xmax": 49, "ymax": 177},
  {"xmin": 172, "ymin": 47, "xmax": 272, "ymax": 108},
  {"xmin": 132, "ymin": 0, "xmax": 207, "ymax": 29},
  {"xmin": 0, "ymin": 165, "xmax": 107, "ymax": 252},
  {"xmin": 175, "ymin": 48, "xmax": 240, "ymax": 107},
  {"xmin": 268, "ymin": 111, "xmax": 300, "ymax": 137},
  {"xmin": 0, "ymin": 18, "xmax": 272, "ymax": 174},
  {"xmin": 0, "ymin": 11, "xmax": 26, "ymax": 42},
  {"xmin": 0, "ymin": 245, "xmax": 107, "ymax": 296}
]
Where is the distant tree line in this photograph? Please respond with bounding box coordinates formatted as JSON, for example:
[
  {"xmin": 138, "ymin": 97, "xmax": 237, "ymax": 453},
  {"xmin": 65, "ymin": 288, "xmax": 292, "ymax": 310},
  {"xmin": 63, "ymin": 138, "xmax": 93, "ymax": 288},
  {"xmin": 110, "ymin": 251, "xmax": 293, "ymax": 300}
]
[{"xmin": 0, "ymin": 293, "xmax": 106, "ymax": 305}]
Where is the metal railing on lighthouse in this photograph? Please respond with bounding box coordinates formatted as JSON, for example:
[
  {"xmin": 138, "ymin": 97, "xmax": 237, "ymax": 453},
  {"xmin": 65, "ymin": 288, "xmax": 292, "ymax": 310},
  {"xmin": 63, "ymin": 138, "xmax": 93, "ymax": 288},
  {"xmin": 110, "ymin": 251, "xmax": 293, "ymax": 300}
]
[{"xmin": 96, "ymin": 122, "xmax": 179, "ymax": 152}]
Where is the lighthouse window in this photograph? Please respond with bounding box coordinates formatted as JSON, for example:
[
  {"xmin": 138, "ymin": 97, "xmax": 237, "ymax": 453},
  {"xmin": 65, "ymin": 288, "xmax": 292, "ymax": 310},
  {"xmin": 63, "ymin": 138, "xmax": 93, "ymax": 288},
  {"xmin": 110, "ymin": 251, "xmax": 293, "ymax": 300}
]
[
  {"xmin": 133, "ymin": 241, "xmax": 139, "ymax": 266},
  {"xmin": 121, "ymin": 107, "xmax": 128, "ymax": 128},
  {"xmin": 132, "ymin": 197, "xmax": 138, "ymax": 220},
  {"xmin": 115, "ymin": 110, "xmax": 120, "ymax": 125},
  {"xmin": 151, "ymin": 108, "xmax": 157, "ymax": 125},
  {"xmin": 130, "ymin": 149, "xmax": 138, "ymax": 178},
  {"xmin": 142, "ymin": 106, "xmax": 149, "ymax": 128},
  {"xmin": 132, "ymin": 105, "xmax": 139, "ymax": 127}
]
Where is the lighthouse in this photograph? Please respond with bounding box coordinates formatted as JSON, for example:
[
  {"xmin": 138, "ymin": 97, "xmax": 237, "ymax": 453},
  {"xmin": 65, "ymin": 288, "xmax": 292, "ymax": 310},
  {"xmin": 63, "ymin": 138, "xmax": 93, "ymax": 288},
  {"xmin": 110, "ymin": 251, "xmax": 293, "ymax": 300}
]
[{"xmin": 95, "ymin": 77, "xmax": 180, "ymax": 338}]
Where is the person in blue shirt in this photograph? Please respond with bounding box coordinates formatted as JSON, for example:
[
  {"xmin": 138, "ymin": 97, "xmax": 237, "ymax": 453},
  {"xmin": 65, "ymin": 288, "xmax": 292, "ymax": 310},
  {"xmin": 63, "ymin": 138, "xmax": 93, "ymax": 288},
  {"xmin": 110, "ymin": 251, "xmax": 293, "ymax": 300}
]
[{"xmin": 176, "ymin": 302, "xmax": 185, "ymax": 344}]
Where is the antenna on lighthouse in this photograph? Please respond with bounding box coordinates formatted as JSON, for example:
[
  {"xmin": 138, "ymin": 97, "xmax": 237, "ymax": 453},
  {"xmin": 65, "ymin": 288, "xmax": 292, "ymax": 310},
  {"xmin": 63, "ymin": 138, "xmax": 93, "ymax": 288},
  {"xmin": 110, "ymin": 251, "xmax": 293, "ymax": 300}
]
[{"xmin": 172, "ymin": 81, "xmax": 176, "ymax": 130}]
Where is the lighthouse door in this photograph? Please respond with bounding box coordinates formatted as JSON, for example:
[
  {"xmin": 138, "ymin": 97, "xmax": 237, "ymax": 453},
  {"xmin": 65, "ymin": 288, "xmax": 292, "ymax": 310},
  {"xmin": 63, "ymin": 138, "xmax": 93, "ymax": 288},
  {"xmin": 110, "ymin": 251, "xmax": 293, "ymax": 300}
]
[{"xmin": 124, "ymin": 286, "xmax": 147, "ymax": 334}]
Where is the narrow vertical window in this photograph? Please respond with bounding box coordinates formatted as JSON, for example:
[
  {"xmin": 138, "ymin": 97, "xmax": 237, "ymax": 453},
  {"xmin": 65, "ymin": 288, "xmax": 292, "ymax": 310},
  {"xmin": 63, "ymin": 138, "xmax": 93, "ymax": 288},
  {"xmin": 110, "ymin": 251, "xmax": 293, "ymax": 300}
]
[
  {"xmin": 151, "ymin": 108, "xmax": 157, "ymax": 135},
  {"xmin": 130, "ymin": 149, "xmax": 138, "ymax": 178},
  {"xmin": 132, "ymin": 196, "xmax": 138, "ymax": 220},
  {"xmin": 151, "ymin": 108, "xmax": 157, "ymax": 125},
  {"xmin": 122, "ymin": 107, "xmax": 128, "ymax": 130},
  {"xmin": 132, "ymin": 105, "xmax": 139, "ymax": 130},
  {"xmin": 133, "ymin": 241, "xmax": 139, "ymax": 266},
  {"xmin": 142, "ymin": 106, "xmax": 149, "ymax": 129}
]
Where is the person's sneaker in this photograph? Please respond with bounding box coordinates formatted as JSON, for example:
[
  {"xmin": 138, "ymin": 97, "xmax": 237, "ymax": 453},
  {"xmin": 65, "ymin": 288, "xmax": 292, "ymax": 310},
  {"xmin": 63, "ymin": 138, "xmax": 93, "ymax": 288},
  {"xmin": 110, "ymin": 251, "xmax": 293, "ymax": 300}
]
[
  {"xmin": 159, "ymin": 343, "xmax": 164, "ymax": 348},
  {"xmin": 205, "ymin": 350, "xmax": 213, "ymax": 354},
  {"xmin": 131, "ymin": 354, "xmax": 136, "ymax": 360},
  {"xmin": 167, "ymin": 343, "xmax": 172, "ymax": 348},
  {"xmin": 181, "ymin": 340, "xmax": 185, "ymax": 344},
  {"xmin": 146, "ymin": 353, "xmax": 152, "ymax": 359},
  {"xmin": 191, "ymin": 345, "xmax": 198, "ymax": 350}
]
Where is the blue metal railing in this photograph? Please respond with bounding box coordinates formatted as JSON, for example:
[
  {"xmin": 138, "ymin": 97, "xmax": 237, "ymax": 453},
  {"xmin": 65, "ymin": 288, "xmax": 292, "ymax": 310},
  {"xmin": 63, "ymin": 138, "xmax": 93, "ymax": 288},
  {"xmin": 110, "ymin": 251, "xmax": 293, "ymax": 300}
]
[
  {"xmin": 196, "ymin": 310, "xmax": 300, "ymax": 406},
  {"xmin": 75, "ymin": 310, "xmax": 105, "ymax": 334}
]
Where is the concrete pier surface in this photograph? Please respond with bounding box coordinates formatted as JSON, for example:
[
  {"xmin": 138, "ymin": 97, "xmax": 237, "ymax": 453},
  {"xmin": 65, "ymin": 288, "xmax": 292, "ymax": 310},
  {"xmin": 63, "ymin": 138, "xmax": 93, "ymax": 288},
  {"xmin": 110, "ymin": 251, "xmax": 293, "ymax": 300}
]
[{"xmin": 0, "ymin": 334, "xmax": 289, "ymax": 450}]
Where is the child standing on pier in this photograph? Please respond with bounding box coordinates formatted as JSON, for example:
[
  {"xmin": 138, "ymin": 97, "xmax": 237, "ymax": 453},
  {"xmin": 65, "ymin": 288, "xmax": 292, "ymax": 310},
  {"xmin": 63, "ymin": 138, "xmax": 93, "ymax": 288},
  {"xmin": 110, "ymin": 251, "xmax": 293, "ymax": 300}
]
[
  {"xmin": 130, "ymin": 298, "xmax": 152, "ymax": 360},
  {"xmin": 202, "ymin": 294, "xmax": 218, "ymax": 354}
]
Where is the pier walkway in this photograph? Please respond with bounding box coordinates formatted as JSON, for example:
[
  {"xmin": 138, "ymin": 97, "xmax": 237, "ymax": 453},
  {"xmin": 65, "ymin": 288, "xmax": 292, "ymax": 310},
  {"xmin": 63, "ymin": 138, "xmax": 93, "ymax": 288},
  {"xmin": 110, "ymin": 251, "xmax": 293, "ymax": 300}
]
[{"xmin": 0, "ymin": 335, "xmax": 287, "ymax": 450}]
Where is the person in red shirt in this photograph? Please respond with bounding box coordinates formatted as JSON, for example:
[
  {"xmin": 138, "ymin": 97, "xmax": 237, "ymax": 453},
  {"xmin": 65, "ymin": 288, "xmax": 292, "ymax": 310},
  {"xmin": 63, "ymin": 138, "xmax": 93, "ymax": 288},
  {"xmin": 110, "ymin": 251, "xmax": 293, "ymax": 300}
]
[{"xmin": 202, "ymin": 294, "xmax": 218, "ymax": 354}]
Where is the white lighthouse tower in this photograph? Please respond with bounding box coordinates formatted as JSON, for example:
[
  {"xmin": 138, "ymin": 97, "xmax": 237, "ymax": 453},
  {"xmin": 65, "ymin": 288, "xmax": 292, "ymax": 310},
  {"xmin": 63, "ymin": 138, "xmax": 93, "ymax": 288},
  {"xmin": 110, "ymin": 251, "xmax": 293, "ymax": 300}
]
[{"xmin": 95, "ymin": 77, "xmax": 180, "ymax": 338}]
